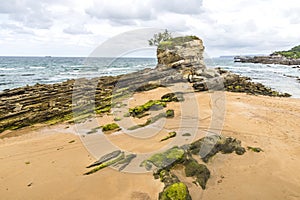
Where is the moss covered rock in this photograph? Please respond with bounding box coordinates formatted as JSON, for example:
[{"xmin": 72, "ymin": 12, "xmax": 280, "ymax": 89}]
[
  {"xmin": 161, "ymin": 92, "xmax": 184, "ymax": 102},
  {"xmin": 84, "ymin": 152, "xmax": 125, "ymax": 175},
  {"xmin": 144, "ymin": 147, "xmax": 185, "ymax": 171},
  {"xmin": 166, "ymin": 109, "xmax": 175, "ymax": 118},
  {"xmin": 159, "ymin": 182, "xmax": 192, "ymax": 200},
  {"xmin": 129, "ymin": 100, "xmax": 166, "ymax": 117},
  {"xmin": 160, "ymin": 131, "xmax": 177, "ymax": 142},
  {"xmin": 247, "ymin": 146, "xmax": 263, "ymax": 153},
  {"xmin": 184, "ymin": 159, "xmax": 210, "ymax": 189},
  {"xmin": 102, "ymin": 123, "xmax": 120, "ymax": 132},
  {"xmin": 189, "ymin": 135, "xmax": 246, "ymax": 163}
]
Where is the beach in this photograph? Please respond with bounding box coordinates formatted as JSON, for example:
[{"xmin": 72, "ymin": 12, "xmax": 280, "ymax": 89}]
[{"xmin": 1, "ymin": 88, "xmax": 300, "ymax": 199}]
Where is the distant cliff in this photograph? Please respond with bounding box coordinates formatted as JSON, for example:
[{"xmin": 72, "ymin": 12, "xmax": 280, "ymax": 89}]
[{"xmin": 234, "ymin": 45, "xmax": 300, "ymax": 65}]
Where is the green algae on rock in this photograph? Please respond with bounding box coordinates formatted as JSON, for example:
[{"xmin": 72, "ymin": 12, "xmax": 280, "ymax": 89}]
[
  {"xmin": 141, "ymin": 147, "xmax": 185, "ymax": 171},
  {"xmin": 84, "ymin": 152, "xmax": 125, "ymax": 175},
  {"xmin": 161, "ymin": 92, "xmax": 185, "ymax": 102},
  {"xmin": 158, "ymin": 36, "xmax": 200, "ymax": 50},
  {"xmin": 247, "ymin": 146, "xmax": 263, "ymax": 153},
  {"xmin": 102, "ymin": 123, "xmax": 120, "ymax": 133},
  {"xmin": 86, "ymin": 150, "xmax": 122, "ymax": 168},
  {"xmin": 184, "ymin": 159, "xmax": 210, "ymax": 189},
  {"xmin": 189, "ymin": 135, "xmax": 246, "ymax": 163},
  {"xmin": 129, "ymin": 100, "xmax": 167, "ymax": 117},
  {"xmin": 160, "ymin": 131, "xmax": 177, "ymax": 142},
  {"xmin": 159, "ymin": 182, "xmax": 192, "ymax": 200},
  {"xmin": 85, "ymin": 152, "xmax": 137, "ymax": 174}
]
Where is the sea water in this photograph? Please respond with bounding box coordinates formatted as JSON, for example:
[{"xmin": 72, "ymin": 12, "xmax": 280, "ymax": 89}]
[{"xmin": 0, "ymin": 56, "xmax": 300, "ymax": 98}]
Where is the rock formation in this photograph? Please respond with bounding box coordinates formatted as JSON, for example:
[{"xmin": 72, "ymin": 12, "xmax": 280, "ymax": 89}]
[
  {"xmin": 0, "ymin": 36, "xmax": 291, "ymax": 133},
  {"xmin": 234, "ymin": 55, "xmax": 300, "ymax": 65}
]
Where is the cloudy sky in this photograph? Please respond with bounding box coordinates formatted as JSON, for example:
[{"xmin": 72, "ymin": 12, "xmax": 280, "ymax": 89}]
[{"xmin": 0, "ymin": 0, "xmax": 299, "ymax": 57}]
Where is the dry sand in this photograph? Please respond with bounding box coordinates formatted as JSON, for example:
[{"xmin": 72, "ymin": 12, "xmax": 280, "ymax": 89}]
[{"xmin": 1, "ymin": 86, "xmax": 300, "ymax": 200}]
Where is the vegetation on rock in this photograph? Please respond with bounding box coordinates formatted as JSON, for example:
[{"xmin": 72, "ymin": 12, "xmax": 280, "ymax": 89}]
[
  {"xmin": 159, "ymin": 182, "xmax": 192, "ymax": 200},
  {"xmin": 102, "ymin": 123, "xmax": 120, "ymax": 132},
  {"xmin": 160, "ymin": 131, "xmax": 177, "ymax": 142},
  {"xmin": 158, "ymin": 36, "xmax": 200, "ymax": 50},
  {"xmin": 184, "ymin": 159, "xmax": 210, "ymax": 189},
  {"xmin": 189, "ymin": 135, "xmax": 246, "ymax": 163},
  {"xmin": 247, "ymin": 146, "xmax": 263, "ymax": 153},
  {"xmin": 141, "ymin": 147, "xmax": 185, "ymax": 171},
  {"xmin": 85, "ymin": 152, "xmax": 137, "ymax": 174},
  {"xmin": 148, "ymin": 29, "xmax": 173, "ymax": 46},
  {"xmin": 161, "ymin": 92, "xmax": 185, "ymax": 102},
  {"xmin": 84, "ymin": 152, "xmax": 125, "ymax": 175},
  {"xmin": 273, "ymin": 45, "xmax": 300, "ymax": 59},
  {"xmin": 129, "ymin": 100, "xmax": 167, "ymax": 117}
]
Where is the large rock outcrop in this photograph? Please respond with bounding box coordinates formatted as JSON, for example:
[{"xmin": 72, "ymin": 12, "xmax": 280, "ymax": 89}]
[{"xmin": 0, "ymin": 36, "xmax": 290, "ymax": 133}]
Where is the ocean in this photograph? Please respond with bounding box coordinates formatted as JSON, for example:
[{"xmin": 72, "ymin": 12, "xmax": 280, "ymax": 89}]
[{"xmin": 0, "ymin": 56, "xmax": 300, "ymax": 98}]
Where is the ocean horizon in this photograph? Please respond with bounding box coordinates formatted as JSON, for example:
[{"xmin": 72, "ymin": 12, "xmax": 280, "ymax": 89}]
[{"xmin": 1, "ymin": 56, "xmax": 300, "ymax": 98}]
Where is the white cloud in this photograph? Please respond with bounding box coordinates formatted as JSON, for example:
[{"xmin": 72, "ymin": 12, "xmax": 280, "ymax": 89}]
[
  {"xmin": 63, "ymin": 24, "xmax": 92, "ymax": 35},
  {"xmin": 0, "ymin": 0, "xmax": 299, "ymax": 56}
]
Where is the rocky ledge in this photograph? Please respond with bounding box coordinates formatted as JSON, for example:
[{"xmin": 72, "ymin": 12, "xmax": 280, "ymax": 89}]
[
  {"xmin": 0, "ymin": 36, "xmax": 290, "ymax": 133},
  {"xmin": 234, "ymin": 55, "xmax": 300, "ymax": 65}
]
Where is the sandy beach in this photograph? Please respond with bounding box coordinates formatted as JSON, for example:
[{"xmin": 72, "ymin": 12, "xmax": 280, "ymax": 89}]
[{"xmin": 1, "ymin": 86, "xmax": 300, "ymax": 200}]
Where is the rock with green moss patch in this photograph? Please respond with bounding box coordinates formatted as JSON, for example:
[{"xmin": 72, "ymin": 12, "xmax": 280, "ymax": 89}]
[
  {"xmin": 160, "ymin": 131, "xmax": 177, "ymax": 142},
  {"xmin": 158, "ymin": 170, "xmax": 180, "ymax": 186},
  {"xmin": 247, "ymin": 146, "xmax": 263, "ymax": 153},
  {"xmin": 114, "ymin": 117, "xmax": 122, "ymax": 121},
  {"xmin": 145, "ymin": 147, "xmax": 185, "ymax": 171},
  {"xmin": 161, "ymin": 92, "xmax": 184, "ymax": 102},
  {"xmin": 158, "ymin": 36, "xmax": 200, "ymax": 50},
  {"xmin": 102, "ymin": 123, "xmax": 120, "ymax": 132},
  {"xmin": 166, "ymin": 109, "xmax": 175, "ymax": 118},
  {"xmin": 135, "ymin": 83, "xmax": 163, "ymax": 92},
  {"xmin": 123, "ymin": 112, "xmax": 130, "ymax": 117},
  {"xmin": 189, "ymin": 135, "xmax": 246, "ymax": 162},
  {"xmin": 129, "ymin": 100, "xmax": 166, "ymax": 117},
  {"xmin": 184, "ymin": 159, "xmax": 210, "ymax": 189},
  {"xmin": 84, "ymin": 152, "xmax": 125, "ymax": 175},
  {"xmin": 159, "ymin": 182, "xmax": 192, "ymax": 200}
]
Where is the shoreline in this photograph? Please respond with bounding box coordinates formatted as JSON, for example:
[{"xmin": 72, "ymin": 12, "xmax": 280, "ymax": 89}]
[{"xmin": 0, "ymin": 65, "xmax": 291, "ymax": 134}]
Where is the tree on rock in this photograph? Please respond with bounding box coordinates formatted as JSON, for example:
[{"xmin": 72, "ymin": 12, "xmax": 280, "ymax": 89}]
[{"xmin": 148, "ymin": 29, "xmax": 172, "ymax": 46}]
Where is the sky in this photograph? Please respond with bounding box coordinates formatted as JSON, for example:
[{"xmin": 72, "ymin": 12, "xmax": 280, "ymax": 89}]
[{"xmin": 0, "ymin": 0, "xmax": 299, "ymax": 57}]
